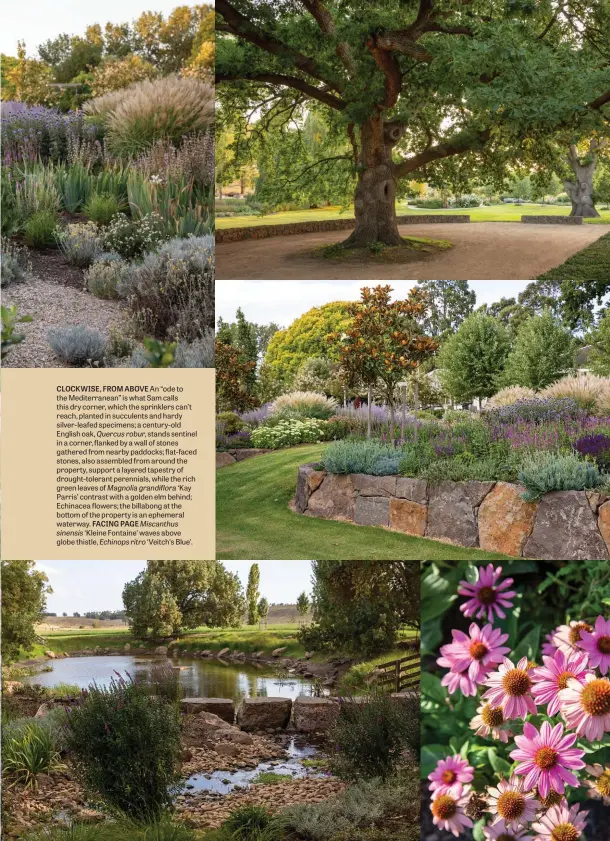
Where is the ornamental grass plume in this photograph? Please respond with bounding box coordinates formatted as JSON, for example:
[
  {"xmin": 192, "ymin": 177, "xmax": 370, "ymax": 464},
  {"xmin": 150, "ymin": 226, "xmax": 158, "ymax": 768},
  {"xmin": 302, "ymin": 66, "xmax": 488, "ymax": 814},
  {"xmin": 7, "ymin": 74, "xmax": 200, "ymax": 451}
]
[
  {"xmin": 437, "ymin": 623, "xmax": 510, "ymax": 696},
  {"xmin": 509, "ymin": 721, "xmax": 585, "ymax": 799},
  {"xmin": 487, "ymin": 386, "xmax": 537, "ymax": 408},
  {"xmin": 541, "ymin": 373, "xmax": 610, "ymax": 415},
  {"xmin": 458, "ymin": 564, "xmax": 516, "ymax": 623}
]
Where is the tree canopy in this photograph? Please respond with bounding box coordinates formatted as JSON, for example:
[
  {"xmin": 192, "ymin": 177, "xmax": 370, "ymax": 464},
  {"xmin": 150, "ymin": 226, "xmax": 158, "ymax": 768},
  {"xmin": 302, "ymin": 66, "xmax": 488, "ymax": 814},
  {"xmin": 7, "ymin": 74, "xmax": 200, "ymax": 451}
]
[
  {"xmin": 1, "ymin": 560, "xmax": 51, "ymax": 664},
  {"xmin": 217, "ymin": 0, "xmax": 610, "ymax": 245},
  {"xmin": 122, "ymin": 561, "xmax": 245, "ymax": 639}
]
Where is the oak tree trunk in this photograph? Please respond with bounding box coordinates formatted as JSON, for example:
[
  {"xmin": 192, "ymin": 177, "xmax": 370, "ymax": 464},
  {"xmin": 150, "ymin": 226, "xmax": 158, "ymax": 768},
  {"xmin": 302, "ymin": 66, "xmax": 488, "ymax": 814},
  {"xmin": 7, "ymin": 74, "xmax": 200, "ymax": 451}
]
[
  {"xmin": 342, "ymin": 115, "xmax": 405, "ymax": 247},
  {"xmin": 564, "ymin": 144, "xmax": 600, "ymax": 218}
]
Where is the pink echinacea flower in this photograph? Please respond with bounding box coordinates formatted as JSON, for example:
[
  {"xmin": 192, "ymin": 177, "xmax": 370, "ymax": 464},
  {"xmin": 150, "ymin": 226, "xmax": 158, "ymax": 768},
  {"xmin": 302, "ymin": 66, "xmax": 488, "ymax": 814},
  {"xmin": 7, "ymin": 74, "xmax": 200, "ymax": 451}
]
[
  {"xmin": 458, "ymin": 564, "xmax": 516, "ymax": 623},
  {"xmin": 510, "ymin": 721, "xmax": 585, "ymax": 799}
]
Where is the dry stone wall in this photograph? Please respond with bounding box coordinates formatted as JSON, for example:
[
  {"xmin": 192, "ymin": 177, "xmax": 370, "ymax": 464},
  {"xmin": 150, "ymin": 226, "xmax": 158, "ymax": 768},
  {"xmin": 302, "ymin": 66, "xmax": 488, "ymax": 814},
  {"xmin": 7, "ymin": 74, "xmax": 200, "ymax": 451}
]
[
  {"xmin": 295, "ymin": 463, "xmax": 610, "ymax": 560},
  {"xmin": 216, "ymin": 214, "xmax": 470, "ymax": 243}
]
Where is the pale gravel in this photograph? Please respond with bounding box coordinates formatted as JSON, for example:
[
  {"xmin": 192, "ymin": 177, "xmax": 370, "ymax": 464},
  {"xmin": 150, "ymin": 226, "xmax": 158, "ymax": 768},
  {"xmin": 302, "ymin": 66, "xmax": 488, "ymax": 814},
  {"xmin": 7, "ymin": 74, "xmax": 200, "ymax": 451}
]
[{"xmin": 2, "ymin": 276, "xmax": 128, "ymax": 368}]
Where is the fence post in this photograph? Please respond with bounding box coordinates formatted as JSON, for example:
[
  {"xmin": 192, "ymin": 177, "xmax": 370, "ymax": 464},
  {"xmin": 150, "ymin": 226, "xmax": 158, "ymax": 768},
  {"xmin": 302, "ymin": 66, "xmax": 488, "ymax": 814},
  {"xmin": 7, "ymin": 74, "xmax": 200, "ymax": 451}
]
[{"xmin": 395, "ymin": 659, "xmax": 400, "ymax": 692}]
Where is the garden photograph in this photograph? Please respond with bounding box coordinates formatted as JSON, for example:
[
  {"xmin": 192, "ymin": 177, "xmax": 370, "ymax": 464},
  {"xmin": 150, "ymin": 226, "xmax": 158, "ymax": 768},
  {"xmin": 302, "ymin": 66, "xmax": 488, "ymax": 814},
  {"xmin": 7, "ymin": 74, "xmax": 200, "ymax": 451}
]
[
  {"xmin": 421, "ymin": 560, "xmax": 610, "ymax": 841},
  {"xmin": 216, "ymin": 279, "xmax": 610, "ymax": 561},
  {"xmin": 215, "ymin": 0, "xmax": 610, "ymax": 281},
  {"xmin": 1, "ymin": 2, "xmax": 215, "ymax": 368},
  {"xmin": 1, "ymin": 559, "xmax": 420, "ymax": 841}
]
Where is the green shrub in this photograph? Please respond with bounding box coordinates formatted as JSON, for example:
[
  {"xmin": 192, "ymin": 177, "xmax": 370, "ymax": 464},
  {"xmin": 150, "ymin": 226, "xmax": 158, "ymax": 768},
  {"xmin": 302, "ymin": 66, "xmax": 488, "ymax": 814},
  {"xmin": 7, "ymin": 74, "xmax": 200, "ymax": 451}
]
[
  {"xmin": 1, "ymin": 237, "xmax": 33, "ymax": 287},
  {"xmin": 25, "ymin": 210, "xmax": 58, "ymax": 248},
  {"xmin": 1, "ymin": 304, "xmax": 33, "ymax": 358},
  {"xmin": 417, "ymin": 449, "xmax": 519, "ymax": 483},
  {"xmin": 85, "ymin": 76, "xmax": 214, "ymax": 157},
  {"xmin": 270, "ymin": 391, "xmax": 339, "ymax": 420},
  {"xmin": 2, "ymin": 719, "xmax": 63, "ymax": 789},
  {"xmin": 85, "ymin": 193, "xmax": 121, "ymax": 225},
  {"xmin": 411, "ymin": 198, "xmax": 443, "ymax": 209},
  {"xmin": 56, "ymin": 222, "xmax": 103, "ymax": 267},
  {"xmin": 48, "ymin": 325, "xmax": 106, "ymax": 366},
  {"xmin": 322, "ymin": 439, "xmax": 402, "ymax": 475},
  {"xmin": 135, "ymin": 663, "xmax": 183, "ymax": 704},
  {"xmin": 117, "ymin": 236, "xmax": 214, "ymax": 341},
  {"xmin": 1, "ymin": 168, "xmax": 19, "ymax": 236},
  {"xmin": 250, "ymin": 418, "xmax": 326, "ymax": 449},
  {"xmin": 56, "ymin": 163, "xmax": 92, "ymax": 212},
  {"xmin": 22, "ymin": 816, "xmax": 197, "ymax": 841},
  {"xmin": 63, "ymin": 674, "xmax": 183, "ymax": 819},
  {"xmin": 103, "ymin": 213, "xmax": 167, "ymax": 260},
  {"xmin": 84, "ymin": 254, "xmax": 128, "ymax": 299},
  {"xmin": 328, "ymin": 693, "xmax": 420, "ymax": 781},
  {"xmin": 221, "ymin": 806, "xmax": 273, "ymax": 841},
  {"xmin": 518, "ymin": 450, "xmax": 604, "ymax": 501},
  {"xmin": 217, "ymin": 411, "xmax": 245, "ymax": 434}
]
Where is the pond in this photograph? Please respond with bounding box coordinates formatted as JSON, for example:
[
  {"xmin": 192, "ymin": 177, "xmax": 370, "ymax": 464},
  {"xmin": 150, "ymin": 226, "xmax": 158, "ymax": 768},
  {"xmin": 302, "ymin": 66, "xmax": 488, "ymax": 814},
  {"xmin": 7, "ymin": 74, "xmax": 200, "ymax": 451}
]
[{"xmin": 24, "ymin": 655, "xmax": 314, "ymax": 701}]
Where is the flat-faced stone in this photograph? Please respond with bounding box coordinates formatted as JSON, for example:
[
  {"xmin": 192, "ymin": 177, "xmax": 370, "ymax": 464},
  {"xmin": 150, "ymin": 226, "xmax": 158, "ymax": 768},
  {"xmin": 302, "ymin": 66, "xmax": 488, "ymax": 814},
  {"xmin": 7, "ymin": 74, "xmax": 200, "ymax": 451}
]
[
  {"xmin": 216, "ymin": 452, "xmax": 236, "ymax": 468},
  {"xmin": 354, "ymin": 496, "xmax": 390, "ymax": 527},
  {"xmin": 389, "ymin": 497, "xmax": 427, "ymax": 536},
  {"xmin": 395, "ymin": 477, "xmax": 428, "ymax": 504},
  {"xmin": 306, "ymin": 473, "xmax": 355, "ymax": 521},
  {"xmin": 426, "ymin": 481, "xmax": 478, "ymax": 547},
  {"xmin": 465, "ymin": 481, "xmax": 495, "ymax": 509},
  {"xmin": 478, "ymin": 482, "xmax": 537, "ymax": 558},
  {"xmin": 524, "ymin": 491, "xmax": 609, "ymax": 561},
  {"xmin": 351, "ymin": 474, "xmax": 397, "ymax": 497},
  {"xmin": 295, "ymin": 463, "xmax": 324, "ymax": 513},
  {"xmin": 598, "ymin": 500, "xmax": 610, "ymax": 555}
]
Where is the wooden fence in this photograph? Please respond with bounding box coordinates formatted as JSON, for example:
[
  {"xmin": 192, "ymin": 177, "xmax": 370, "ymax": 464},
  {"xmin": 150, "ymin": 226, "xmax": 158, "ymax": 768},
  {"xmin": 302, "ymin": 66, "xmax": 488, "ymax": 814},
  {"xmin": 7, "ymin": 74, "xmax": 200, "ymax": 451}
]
[{"xmin": 371, "ymin": 652, "xmax": 421, "ymax": 693}]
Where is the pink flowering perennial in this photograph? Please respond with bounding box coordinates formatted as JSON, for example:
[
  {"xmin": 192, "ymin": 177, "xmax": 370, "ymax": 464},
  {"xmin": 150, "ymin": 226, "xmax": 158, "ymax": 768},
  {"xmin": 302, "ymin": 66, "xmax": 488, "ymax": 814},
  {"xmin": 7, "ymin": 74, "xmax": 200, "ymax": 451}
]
[
  {"xmin": 531, "ymin": 649, "xmax": 590, "ymax": 716},
  {"xmin": 577, "ymin": 615, "xmax": 610, "ymax": 675},
  {"xmin": 531, "ymin": 802, "xmax": 588, "ymax": 841},
  {"xmin": 559, "ymin": 673, "xmax": 610, "ymax": 742},
  {"xmin": 438, "ymin": 623, "xmax": 510, "ymax": 696},
  {"xmin": 483, "ymin": 657, "xmax": 537, "ymax": 720},
  {"xmin": 458, "ymin": 564, "xmax": 516, "ymax": 623},
  {"xmin": 510, "ymin": 721, "xmax": 585, "ymax": 799},
  {"xmin": 428, "ymin": 754, "xmax": 474, "ymax": 797}
]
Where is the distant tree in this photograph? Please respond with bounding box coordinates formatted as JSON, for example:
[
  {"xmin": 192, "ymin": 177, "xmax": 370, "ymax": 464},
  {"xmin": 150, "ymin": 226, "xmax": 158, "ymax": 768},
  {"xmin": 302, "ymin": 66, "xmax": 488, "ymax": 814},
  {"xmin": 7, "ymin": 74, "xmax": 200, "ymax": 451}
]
[
  {"xmin": 215, "ymin": 339, "xmax": 258, "ymax": 412},
  {"xmin": 246, "ymin": 563, "xmax": 260, "ymax": 626},
  {"xmin": 595, "ymin": 166, "xmax": 610, "ymax": 209},
  {"xmin": 7, "ymin": 42, "xmax": 58, "ymax": 105},
  {"xmin": 2, "ymin": 560, "xmax": 51, "ymax": 664},
  {"xmin": 502, "ymin": 310, "xmax": 575, "ymax": 391},
  {"xmin": 418, "ymin": 281, "xmax": 476, "ymax": 340},
  {"xmin": 561, "ymin": 280, "xmax": 610, "ymax": 330},
  {"xmin": 0, "ymin": 55, "xmax": 19, "ymax": 100},
  {"xmin": 73, "ymin": 612, "xmax": 81, "ymax": 617},
  {"xmin": 590, "ymin": 309, "xmax": 610, "ymax": 375},
  {"xmin": 257, "ymin": 597, "xmax": 269, "ymax": 629},
  {"xmin": 509, "ymin": 175, "xmax": 532, "ymax": 203},
  {"xmin": 518, "ymin": 280, "xmax": 563, "ymax": 318},
  {"xmin": 62, "ymin": 612, "xmax": 68, "ymax": 617},
  {"xmin": 300, "ymin": 561, "xmax": 419, "ymax": 656},
  {"xmin": 479, "ymin": 298, "xmax": 532, "ymax": 342},
  {"xmin": 123, "ymin": 561, "xmax": 244, "ymax": 639},
  {"xmin": 333, "ymin": 285, "xmax": 438, "ymax": 437},
  {"xmin": 438, "ymin": 312, "xmax": 510, "ymax": 409},
  {"xmin": 296, "ymin": 592, "xmax": 310, "ymax": 625},
  {"xmin": 90, "ymin": 55, "xmax": 157, "ymax": 96}
]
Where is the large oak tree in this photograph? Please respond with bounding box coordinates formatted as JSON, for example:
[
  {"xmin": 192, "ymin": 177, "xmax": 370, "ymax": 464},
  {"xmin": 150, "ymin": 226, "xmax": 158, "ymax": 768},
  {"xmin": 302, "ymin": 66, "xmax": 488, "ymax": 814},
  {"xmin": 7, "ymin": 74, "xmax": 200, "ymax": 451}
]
[{"xmin": 216, "ymin": 0, "xmax": 610, "ymax": 245}]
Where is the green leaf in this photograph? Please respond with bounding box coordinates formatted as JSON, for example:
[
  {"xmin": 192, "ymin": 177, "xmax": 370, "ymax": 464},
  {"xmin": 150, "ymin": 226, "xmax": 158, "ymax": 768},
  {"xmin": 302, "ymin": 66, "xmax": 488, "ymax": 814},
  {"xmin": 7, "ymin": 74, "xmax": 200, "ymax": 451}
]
[
  {"xmin": 473, "ymin": 818, "xmax": 486, "ymax": 841},
  {"xmin": 421, "ymin": 616, "xmax": 443, "ymax": 655},
  {"xmin": 421, "ymin": 671, "xmax": 447, "ymax": 704},
  {"xmin": 488, "ymin": 747, "xmax": 512, "ymax": 774},
  {"xmin": 512, "ymin": 625, "xmax": 540, "ymax": 663},
  {"xmin": 421, "ymin": 744, "xmax": 450, "ymax": 778}
]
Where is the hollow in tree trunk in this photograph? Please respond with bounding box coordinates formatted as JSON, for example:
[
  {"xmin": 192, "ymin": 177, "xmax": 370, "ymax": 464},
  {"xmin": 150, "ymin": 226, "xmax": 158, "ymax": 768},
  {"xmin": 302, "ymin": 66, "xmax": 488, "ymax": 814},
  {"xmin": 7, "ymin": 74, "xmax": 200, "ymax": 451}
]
[
  {"xmin": 342, "ymin": 116, "xmax": 406, "ymax": 248},
  {"xmin": 564, "ymin": 140, "xmax": 605, "ymax": 218}
]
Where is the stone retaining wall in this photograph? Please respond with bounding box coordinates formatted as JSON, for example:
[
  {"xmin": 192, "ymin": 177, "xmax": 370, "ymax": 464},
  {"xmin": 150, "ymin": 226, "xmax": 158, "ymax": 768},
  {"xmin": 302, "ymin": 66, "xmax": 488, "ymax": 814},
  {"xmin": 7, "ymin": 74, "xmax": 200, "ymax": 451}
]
[
  {"xmin": 216, "ymin": 214, "xmax": 470, "ymax": 243},
  {"xmin": 521, "ymin": 215, "xmax": 583, "ymax": 224},
  {"xmin": 295, "ymin": 464, "xmax": 610, "ymax": 560},
  {"xmin": 216, "ymin": 448, "xmax": 269, "ymax": 468}
]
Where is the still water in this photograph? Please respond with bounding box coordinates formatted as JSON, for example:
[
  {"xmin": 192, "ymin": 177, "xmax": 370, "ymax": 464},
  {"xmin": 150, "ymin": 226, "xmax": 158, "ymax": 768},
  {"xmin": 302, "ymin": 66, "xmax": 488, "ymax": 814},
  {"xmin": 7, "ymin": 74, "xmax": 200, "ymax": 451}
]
[{"xmin": 25, "ymin": 655, "xmax": 313, "ymax": 700}]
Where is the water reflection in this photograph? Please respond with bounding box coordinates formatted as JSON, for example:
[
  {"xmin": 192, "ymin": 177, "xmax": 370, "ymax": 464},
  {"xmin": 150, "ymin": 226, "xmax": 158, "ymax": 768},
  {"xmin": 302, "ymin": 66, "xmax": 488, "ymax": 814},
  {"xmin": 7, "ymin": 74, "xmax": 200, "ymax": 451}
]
[{"xmin": 24, "ymin": 655, "xmax": 312, "ymax": 700}]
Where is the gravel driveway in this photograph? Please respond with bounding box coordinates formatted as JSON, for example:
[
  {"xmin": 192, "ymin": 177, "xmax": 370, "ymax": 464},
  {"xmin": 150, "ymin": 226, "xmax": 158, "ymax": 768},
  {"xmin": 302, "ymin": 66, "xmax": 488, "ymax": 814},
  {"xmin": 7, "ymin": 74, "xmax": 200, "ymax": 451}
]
[{"xmin": 217, "ymin": 221, "xmax": 610, "ymax": 280}]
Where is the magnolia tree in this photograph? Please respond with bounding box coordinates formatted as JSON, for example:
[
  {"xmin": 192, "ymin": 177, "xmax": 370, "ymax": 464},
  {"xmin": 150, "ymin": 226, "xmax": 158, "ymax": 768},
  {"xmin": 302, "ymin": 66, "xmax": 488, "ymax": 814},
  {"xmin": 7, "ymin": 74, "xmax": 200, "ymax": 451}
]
[
  {"xmin": 217, "ymin": 0, "xmax": 610, "ymax": 246},
  {"xmin": 425, "ymin": 564, "xmax": 610, "ymax": 841}
]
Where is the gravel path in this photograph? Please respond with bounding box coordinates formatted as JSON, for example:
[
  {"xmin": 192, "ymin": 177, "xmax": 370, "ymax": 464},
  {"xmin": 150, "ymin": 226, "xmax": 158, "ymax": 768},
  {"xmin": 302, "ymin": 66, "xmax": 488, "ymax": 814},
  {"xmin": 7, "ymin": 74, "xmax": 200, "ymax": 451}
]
[
  {"xmin": 3, "ymin": 275, "xmax": 127, "ymax": 368},
  {"xmin": 216, "ymin": 221, "xmax": 610, "ymax": 280}
]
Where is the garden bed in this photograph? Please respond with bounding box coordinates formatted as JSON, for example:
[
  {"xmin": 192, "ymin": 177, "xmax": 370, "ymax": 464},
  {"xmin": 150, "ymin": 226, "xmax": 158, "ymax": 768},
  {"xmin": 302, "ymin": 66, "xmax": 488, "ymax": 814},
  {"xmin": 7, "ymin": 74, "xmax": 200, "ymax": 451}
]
[{"xmin": 295, "ymin": 466, "xmax": 610, "ymax": 560}]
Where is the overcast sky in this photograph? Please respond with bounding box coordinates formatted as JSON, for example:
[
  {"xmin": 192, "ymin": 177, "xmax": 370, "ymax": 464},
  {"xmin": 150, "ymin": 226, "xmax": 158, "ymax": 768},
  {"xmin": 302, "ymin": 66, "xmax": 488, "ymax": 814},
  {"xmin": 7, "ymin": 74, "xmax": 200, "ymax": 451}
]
[
  {"xmin": 1, "ymin": 1, "xmax": 186, "ymax": 56},
  {"xmin": 216, "ymin": 281, "xmax": 532, "ymax": 329},
  {"xmin": 35, "ymin": 561, "xmax": 314, "ymax": 614}
]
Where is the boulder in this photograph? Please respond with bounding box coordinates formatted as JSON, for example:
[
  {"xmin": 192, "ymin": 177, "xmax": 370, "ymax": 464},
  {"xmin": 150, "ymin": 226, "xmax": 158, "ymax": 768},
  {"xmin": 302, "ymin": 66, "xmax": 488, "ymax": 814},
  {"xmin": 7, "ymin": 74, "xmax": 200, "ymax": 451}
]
[
  {"xmin": 278, "ymin": 658, "xmax": 293, "ymax": 668},
  {"xmin": 354, "ymin": 495, "xmax": 390, "ymax": 527},
  {"xmin": 599, "ymin": 501, "xmax": 610, "ymax": 554},
  {"xmin": 3, "ymin": 681, "xmax": 23, "ymax": 695},
  {"xmin": 465, "ymin": 481, "xmax": 495, "ymax": 509},
  {"xmin": 180, "ymin": 698, "xmax": 235, "ymax": 723},
  {"xmin": 389, "ymin": 497, "xmax": 426, "ymax": 536},
  {"xmin": 214, "ymin": 742, "xmax": 241, "ymax": 758},
  {"xmin": 232, "ymin": 448, "xmax": 267, "ymax": 462},
  {"xmin": 236, "ymin": 697, "xmax": 292, "ymax": 731},
  {"xmin": 63, "ymin": 652, "xmax": 70, "ymax": 658},
  {"xmin": 44, "ymin": 650, "xmax": 56, "ymax": 659},
  {"xmin": 201, "ymin": 649, "xmax": 212, "ymax": 657},
  {"xmin": 351, "ymin": 474, "xmax": 397, "ymax": 497},
  {"xmin": 154, "ymin": 646, "xmax": 168, "ymax": 656},
  {"xmin": 426, "ymin": 481, "xmax": 478, "ymax": 547},
  {"xmin": 216, "ymin": 452, "xmax": 236, "ymax": 468},
  {"xmin": 524, "ymin": 491, "xmax": 609, "ymax": 561},
  {"xmin": 293, "ymin": 697, "xmax": 340, "ymax": 733},
  {"xmin": 478, "ymin": 483, "xmax": 538, "ymax": 557},
  {"xmin": 306, "ymin": 474, "xmax": 355, "ymax": 521},
  {"xmin": 395, "ymin": 477, "xmax": 428, "ymax": 504},
  {"xmin": 304, "ymin": 652, "xmax": 314, "ymax": 660},
  {"xmin": 34, "ymin": 703, "xmax": 51, "ymax": 718},
  {"xmin": 272, "ymin": 647, "xmax": 287, "ymax": 657},
  {"xmin": 295, "ymin": 463, "xmax": 324, "ymax": 513},
  {"xmin": 217, "ymin": 647, "xmax": 231, "ymax": 658},
  {"xmin": 123, "ymin": 643, "xmax": 131, "ymax": 652}
]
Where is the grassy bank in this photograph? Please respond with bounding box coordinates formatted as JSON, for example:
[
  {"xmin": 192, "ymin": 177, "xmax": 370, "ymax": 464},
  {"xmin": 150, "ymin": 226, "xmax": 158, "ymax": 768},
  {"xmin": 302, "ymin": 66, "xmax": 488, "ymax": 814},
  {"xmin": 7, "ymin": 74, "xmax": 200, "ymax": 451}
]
[
  {"xmin": 216, "ymin": 203, "xmax": 610, "ymax": 229},
  {"xmin": 537, "ymin": 231, "xmax": 610, "ymax": 280},
  {"xmin": 216, "ymin": 444, "xmax": 513, "ymax": 560}
]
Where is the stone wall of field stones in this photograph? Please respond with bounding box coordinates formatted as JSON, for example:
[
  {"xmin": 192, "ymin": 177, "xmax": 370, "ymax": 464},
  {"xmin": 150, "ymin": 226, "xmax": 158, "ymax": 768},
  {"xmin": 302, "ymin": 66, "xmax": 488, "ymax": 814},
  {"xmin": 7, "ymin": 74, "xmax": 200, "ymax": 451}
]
[
  {"xmin": 295, "ymin": 464, "xmax": 610, "ymax": 561},
  {"xmin": 216, "ymin": 214, "xmax": 470, "ymax": 243}
]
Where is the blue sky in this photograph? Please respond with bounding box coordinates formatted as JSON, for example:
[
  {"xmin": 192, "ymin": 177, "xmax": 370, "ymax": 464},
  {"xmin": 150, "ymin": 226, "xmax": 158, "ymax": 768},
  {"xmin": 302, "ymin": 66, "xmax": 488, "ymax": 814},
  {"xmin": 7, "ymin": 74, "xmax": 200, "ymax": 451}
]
[
  {"xmin": 216, "ymin": 281, "xmax": 532, "ymax": 328},
  {"xmin": 1, "ymin": 1, "xmax": 185, "ymax": 56},
  {"xmin": 35, "ymin": 561, "xmax": 314, "ymax": 615}
]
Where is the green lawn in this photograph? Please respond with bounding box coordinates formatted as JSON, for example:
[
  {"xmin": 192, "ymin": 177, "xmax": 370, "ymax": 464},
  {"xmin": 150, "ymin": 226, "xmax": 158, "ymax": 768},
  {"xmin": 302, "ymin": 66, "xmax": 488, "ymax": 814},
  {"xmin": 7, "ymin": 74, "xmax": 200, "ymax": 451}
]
[
  {"xmin": 537, "ymin": 232, "xmax": 610, "ymax": 280},
  {"xmin": 216, "ymin": 203, "xmax": 610, "ymax": 229},
  {"xmin": 216, "ymin": 444, "xmax": 513, "ymax": 561}
]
